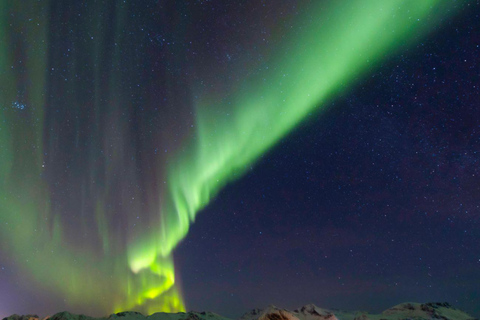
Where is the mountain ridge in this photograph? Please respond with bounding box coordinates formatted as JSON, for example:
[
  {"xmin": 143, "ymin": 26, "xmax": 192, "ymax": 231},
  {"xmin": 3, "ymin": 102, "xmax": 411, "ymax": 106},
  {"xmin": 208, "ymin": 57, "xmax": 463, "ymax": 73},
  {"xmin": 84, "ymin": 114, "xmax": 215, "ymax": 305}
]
[{"xmin": 3, "ymin": 302, "xmax": 477, "ymax": 320}]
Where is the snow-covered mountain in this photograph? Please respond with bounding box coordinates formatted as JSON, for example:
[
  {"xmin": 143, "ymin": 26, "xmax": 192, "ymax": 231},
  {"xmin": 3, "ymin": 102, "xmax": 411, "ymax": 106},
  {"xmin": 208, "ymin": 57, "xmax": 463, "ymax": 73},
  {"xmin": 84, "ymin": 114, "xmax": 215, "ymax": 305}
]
[
  {"xmin": 3, "ymin": 302, "xmax": 476, "ymax": 320},
  {"xmin": 239, "ymin": 302, "xmax": 476, "ymax": 320},
  {"xmin": 3, "ymin": 311, "xmax": 233, "ymax": 320}
]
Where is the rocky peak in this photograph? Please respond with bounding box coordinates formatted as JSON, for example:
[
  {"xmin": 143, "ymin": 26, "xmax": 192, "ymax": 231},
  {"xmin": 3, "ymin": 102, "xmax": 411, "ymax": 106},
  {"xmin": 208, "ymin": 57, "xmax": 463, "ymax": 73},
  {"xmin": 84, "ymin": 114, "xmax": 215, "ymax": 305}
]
[
  {"xmin": 293, "ymin": 304, "xmax": 337, "ymax": 320},
  {"xmin": 2, "ymin": 315, "xmax": 40, "ymax": 320}
]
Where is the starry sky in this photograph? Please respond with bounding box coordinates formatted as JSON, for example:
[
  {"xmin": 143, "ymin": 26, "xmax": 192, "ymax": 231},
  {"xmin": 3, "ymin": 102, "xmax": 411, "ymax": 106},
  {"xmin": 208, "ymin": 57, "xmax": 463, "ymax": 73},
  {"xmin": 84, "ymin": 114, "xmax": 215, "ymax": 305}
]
[{"xmin": 0, "ymin": 0, "xmax": 479, "ymax": 319}]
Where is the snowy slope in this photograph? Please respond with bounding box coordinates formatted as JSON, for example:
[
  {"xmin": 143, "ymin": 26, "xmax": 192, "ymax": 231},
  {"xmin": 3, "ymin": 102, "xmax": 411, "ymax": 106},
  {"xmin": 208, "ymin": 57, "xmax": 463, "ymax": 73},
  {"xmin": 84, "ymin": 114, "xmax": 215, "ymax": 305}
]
[
  {"xmin": 3, "ymin": 302, "xmax": 476, "ymax": 320},
  {"xmin": 239, "ymin": 302, "xmax": 476, "ymax": 320}
]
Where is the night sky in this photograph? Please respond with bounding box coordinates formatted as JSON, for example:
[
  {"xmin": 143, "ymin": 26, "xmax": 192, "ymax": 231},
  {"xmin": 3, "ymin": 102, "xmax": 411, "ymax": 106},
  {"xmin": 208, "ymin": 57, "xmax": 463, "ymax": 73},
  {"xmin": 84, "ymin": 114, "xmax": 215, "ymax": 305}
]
[{"xmin": 0, "ymin": 0, "xmax": 479, "ymax": 319}]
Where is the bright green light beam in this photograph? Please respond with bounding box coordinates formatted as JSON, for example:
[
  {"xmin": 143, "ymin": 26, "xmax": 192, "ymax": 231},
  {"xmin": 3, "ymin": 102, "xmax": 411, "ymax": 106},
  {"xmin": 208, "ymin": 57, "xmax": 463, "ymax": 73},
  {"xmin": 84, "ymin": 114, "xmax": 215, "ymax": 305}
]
[
  {"xmin": 0, "ymin": 0, "xmax": 460, "ymax": 314},
  {"xmin": 128, "ymin": 0, "xmax": 457, "ymax": 270},
  {"xmin": 0, "ymin": 1, "xmax": 185, "ymax": 313}
]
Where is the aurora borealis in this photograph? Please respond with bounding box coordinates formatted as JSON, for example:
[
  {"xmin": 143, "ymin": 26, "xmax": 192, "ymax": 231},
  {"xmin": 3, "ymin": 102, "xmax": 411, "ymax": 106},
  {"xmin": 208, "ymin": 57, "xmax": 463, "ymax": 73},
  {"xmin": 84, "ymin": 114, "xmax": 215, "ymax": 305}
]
[{"xmin": 1, "ymin": 0, "xmax": 479, "ymax": 318}]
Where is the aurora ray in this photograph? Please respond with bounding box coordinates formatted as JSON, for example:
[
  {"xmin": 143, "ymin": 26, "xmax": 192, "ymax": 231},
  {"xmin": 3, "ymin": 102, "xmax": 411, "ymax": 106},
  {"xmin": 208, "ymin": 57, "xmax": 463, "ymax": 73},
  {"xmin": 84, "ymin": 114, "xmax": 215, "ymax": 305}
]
[
  {"xmin": 127, "ymin": 0, "xmax": 458, "ymax": 301},
  {"xmin": 0, "ymin": 0, "xmax": 460, "ymax": 315}
]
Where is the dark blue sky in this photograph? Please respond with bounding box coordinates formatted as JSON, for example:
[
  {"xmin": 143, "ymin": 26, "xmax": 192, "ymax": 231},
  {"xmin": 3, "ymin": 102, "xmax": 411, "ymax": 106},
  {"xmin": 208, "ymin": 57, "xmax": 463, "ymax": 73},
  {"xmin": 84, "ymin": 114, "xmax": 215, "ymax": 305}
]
[{"xmin": 176, "ymin": 2, "xmax": 480, "ymax": 317}]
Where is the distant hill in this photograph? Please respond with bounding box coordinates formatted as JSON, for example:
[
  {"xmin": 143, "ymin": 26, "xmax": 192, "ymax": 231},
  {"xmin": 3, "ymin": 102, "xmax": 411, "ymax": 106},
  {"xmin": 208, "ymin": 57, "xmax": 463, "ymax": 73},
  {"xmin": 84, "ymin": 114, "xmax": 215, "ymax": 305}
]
[{"xmin": 3, "ymin": 302, "xmax": 477, "ymax": 320}]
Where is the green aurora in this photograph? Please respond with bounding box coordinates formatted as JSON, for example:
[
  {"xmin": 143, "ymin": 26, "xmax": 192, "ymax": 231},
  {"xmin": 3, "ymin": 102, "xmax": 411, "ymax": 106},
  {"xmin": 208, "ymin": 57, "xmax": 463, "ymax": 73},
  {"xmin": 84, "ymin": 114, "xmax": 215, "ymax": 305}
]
[{"xmin": 0, "ymin": 0, "xmax": 459, "ymax": 315}]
